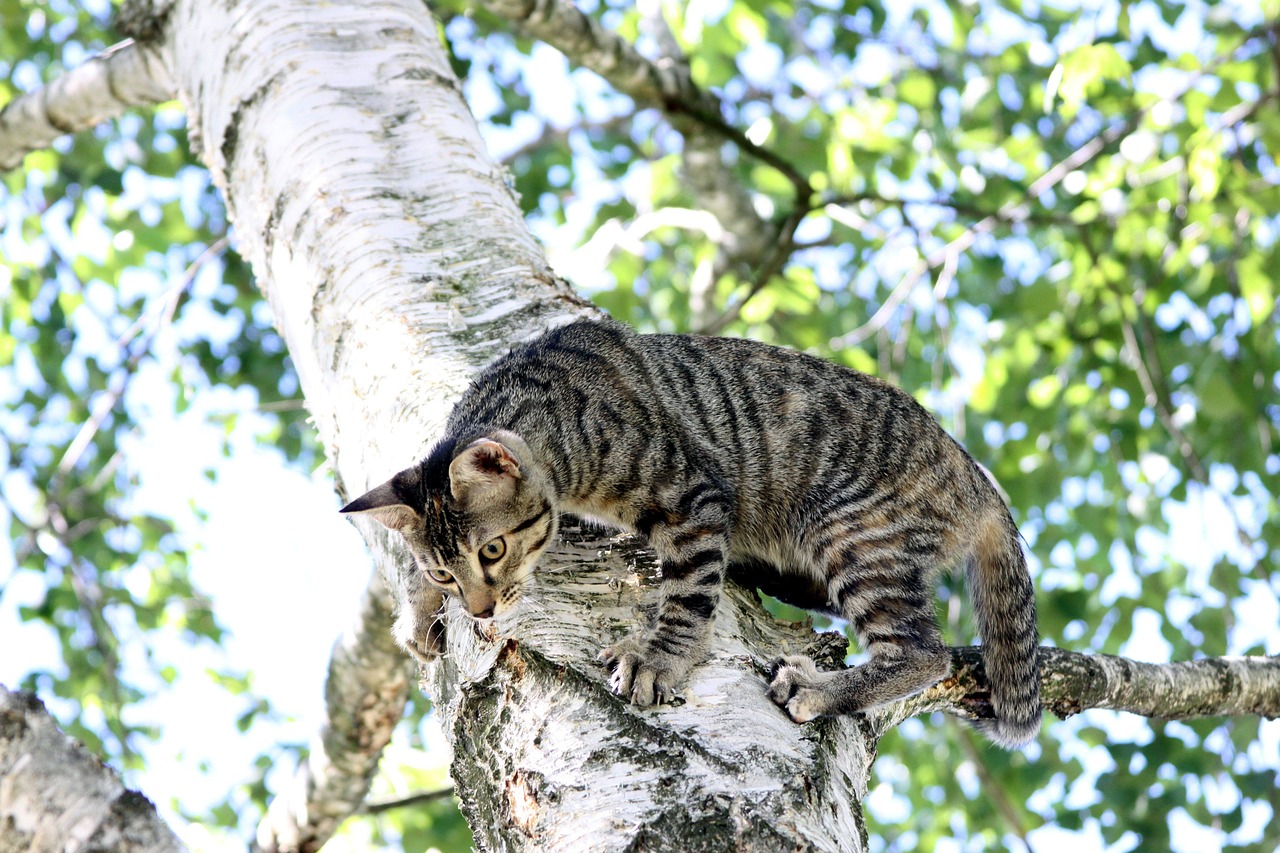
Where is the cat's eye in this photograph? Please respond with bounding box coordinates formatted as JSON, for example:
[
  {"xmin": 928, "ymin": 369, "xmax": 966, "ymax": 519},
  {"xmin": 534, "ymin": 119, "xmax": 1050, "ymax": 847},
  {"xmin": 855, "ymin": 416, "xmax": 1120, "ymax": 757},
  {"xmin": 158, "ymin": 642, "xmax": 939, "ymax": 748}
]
[
  {"xmin": 479, "ymin": 538, "xmax": 506, "ymax": 563},
  {"xmin": 426, "ymin": 567, "xmax": 454, "ymax": 585}
]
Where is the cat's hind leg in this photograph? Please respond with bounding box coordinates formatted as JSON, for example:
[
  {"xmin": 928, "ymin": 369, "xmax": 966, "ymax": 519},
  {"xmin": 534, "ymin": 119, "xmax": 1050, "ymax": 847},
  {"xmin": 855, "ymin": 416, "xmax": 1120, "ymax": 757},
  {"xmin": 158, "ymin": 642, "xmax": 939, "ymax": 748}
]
[
  {"xmin": 767, "ymin": 556, "xmax": 950, "ymax": 722},
  {"xmin": 767, "ymin": 643, "xmax": 950, "ymax": 722}
]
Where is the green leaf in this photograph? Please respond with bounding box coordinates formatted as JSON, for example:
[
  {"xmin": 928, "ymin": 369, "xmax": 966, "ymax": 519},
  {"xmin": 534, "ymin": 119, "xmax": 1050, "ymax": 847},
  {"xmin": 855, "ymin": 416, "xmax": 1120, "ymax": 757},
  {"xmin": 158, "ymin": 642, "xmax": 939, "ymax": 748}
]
[{"xmin": 1052, "ymin": 43, "xmax": 1132, "ymax": 119}]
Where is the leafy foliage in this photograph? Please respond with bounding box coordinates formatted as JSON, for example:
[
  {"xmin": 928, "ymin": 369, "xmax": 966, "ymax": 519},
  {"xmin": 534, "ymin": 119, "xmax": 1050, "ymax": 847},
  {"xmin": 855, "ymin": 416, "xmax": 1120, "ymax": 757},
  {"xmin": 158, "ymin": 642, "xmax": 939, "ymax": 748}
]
[
  {"xmin": 2, "ymin": 0, "xmax": 313, "ymax": 834},
  {"xmin": 3, "ymin": 0, "xmax": 1279, "ymax": 851}
]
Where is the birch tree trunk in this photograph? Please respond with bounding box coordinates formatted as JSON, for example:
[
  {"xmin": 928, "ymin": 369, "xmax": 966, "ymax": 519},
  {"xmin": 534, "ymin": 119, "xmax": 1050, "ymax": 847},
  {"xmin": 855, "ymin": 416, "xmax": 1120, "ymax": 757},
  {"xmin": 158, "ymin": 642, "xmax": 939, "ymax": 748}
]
[{"xmin": 114, "ymin": 0, "xmax": 872, "ymax": 849}]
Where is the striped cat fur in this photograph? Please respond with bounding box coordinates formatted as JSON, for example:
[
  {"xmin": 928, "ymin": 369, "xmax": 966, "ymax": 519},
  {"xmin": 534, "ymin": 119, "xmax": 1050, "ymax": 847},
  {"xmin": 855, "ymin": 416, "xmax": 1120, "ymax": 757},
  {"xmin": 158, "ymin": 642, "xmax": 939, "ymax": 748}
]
[{"xmin": 342, "ymin": 319, "xmax": 1041, "ymax": 747}]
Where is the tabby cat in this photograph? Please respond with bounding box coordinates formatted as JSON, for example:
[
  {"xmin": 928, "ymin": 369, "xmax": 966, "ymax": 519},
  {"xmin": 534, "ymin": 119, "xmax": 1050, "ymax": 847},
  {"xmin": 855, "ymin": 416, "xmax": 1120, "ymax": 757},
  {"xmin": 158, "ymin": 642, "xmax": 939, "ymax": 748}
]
[{"xmin": 342, "ymin": 319, "xmax": 1041, "ymax": 747}]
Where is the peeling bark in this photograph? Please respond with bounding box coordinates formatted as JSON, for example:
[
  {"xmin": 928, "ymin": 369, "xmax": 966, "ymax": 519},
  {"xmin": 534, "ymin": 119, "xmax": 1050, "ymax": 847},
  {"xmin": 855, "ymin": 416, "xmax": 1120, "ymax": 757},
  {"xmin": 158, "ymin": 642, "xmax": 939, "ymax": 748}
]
[
  {"xmin": 0, "ymin": 39, "xmax": 174, "ymax": 171},
  {"xmin": 432, "ymin": 523, "xmax": 872, "ymax": 852},
  {"xmin": 0, "ymin": 686, "xmax": 183, "ymax": 853}
]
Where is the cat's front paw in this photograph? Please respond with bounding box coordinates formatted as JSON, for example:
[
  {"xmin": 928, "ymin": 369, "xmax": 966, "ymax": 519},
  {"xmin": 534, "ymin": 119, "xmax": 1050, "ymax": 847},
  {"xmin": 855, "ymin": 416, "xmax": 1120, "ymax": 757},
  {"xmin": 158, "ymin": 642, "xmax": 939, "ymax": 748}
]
[
  {"xmin": 767, "ymin": 655, "xmax": 830, "ymax": 723},
  {"xmin": 599, "ymin": 635, "xmax": 688, "ymax": 707},
  {"xmin": 394, "ymin": 607, "xmax": 447, "ymax": 665}
]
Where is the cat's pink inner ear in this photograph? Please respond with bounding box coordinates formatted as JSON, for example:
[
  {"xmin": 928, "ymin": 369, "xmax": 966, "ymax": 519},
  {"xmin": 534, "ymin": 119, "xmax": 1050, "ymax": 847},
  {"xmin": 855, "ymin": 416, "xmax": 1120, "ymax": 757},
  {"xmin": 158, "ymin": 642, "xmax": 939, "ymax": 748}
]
[
  {"xmin": 449, "ymin": 439, "xmax": 521, "ymax": 503},
  {"xmin": 364, "ymin": 505, "xmax": 418, "ymax": 531},
  {"xmin": 461, "ymin": 439, "xmax": 521, "ymax": 477}
]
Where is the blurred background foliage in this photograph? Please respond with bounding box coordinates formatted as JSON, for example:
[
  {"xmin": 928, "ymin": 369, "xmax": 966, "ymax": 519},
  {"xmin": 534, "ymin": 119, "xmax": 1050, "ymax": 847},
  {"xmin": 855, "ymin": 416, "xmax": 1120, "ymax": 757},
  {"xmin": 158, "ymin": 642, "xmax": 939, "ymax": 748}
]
[{"xmin": 2, "ymin": 0, "xmax": 1279, "ymax": 850}]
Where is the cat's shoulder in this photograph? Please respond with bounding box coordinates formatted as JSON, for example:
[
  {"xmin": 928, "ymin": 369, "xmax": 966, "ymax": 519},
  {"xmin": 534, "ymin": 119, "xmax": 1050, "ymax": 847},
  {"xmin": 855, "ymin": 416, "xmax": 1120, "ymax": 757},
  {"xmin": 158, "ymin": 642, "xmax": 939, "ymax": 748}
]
[{"xmin": 514, "ymin": 317, "xmax": 636, "ymax": 359}]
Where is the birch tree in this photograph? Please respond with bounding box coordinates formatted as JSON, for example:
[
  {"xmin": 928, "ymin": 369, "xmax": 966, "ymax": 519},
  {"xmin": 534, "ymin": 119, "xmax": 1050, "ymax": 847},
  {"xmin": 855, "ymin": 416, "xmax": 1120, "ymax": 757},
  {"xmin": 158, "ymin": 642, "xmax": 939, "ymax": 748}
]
[{"xmin": 2, "ymin": 1, "xmax": 1279, "ymax": 851}]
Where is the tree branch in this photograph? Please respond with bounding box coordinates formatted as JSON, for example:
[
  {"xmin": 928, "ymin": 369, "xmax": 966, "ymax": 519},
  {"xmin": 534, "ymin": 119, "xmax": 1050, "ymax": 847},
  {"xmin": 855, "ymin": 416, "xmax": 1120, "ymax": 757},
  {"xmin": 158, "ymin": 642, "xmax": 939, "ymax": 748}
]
[
  {"xmin": 1030, "ymin": 647, "xmax": 1280, "ymax": 720},
  {"xmin": 360, "ymin": 786, "xmax": 455, "ymax": 814},
  {"xmin": 0, "ymin": 686, "xmax": 183, "ymax": 853},
  {"xmin": 471, "ymin": 0, "xmax": 704, "ymax": 111},
  {"xmin": 823, "ymin": 190, "xmax": 1076, "ymax": 228},
  {"xmin": 0, "ymin": 39, "xmax": 174, "ymax": 171},
  {"xmin": 878, "ymin": 647, "xmax": 1280, "ymax": 734},
  {"xmin": 472, "ymin": 0, "xmax": 809, "ymax": 326},
  {"xmin": 253, "ymin": 573, "xmax": 414, "ymax": 853},
  {"xmin": 698, "ymin": 200, "xmax": 809, "ymax": 334}
]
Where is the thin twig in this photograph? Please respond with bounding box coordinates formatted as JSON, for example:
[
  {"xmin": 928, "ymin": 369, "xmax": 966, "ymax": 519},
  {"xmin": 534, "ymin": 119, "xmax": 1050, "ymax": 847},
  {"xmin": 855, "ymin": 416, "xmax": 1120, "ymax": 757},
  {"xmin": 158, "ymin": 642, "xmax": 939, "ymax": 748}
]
[
  {"xmin": 360, "ymin": 786, "xmax": 455, "ymax": 814},
  {"xmin": 822, "ymin": 191, "xmax": 1074, "ymax": 228},
  {"xmin": 58, "ymin": 237, "xmax": 228, "ymax": 475},
  {"xmin": 699, "ymin": 201, "xmax": 810, "ymax": 334},
  {"xmin": 666, "ymin": 96, "xmax": 811, "ymax": 200},
  {"xmin": 947, "ymin": 718, "xmax": 1038, "ymax": 853},
  {"xmin": 498, "ymin": 113, "xmax": 636, "ymax": 166}
]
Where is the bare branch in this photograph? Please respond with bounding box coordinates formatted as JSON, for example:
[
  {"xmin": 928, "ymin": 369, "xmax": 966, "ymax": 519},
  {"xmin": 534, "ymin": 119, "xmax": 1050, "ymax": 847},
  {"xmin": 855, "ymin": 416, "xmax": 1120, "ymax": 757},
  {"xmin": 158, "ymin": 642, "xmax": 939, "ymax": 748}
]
[
  {"xmin": 253, "ymin": 573, "xmax": 414, "ymax": 853},
  {"xmin": 471, "ymin": 0, "xmax": 705, "ymax": 120},
  {"xmin": 498, "ymin": 112, "xmax": 634, "ymax": 166},
  {"xmin": 824, "ymin": 190, "xmax": 1076, "ymax": 228},
  {"xmin": 0, "ymin": 39, "xmax": 174, "ymax": 171},
  {"xmin": 698, "ymin": 200, "xmax": 810, "ymax": 335},
  {"xmin": 473, "ymin": 0, "xmax": 809, "ymax": 326},
  {"xmin": 58, "ymin": 237, "xmax": 227, "ymax": 476},
  {"xmin": 878, "ymin": 647, "xmax": 1280, "ymax": 736},
  {"xmin": 360, "ymin": 786, "xmax": 455, "ymax": 814}
]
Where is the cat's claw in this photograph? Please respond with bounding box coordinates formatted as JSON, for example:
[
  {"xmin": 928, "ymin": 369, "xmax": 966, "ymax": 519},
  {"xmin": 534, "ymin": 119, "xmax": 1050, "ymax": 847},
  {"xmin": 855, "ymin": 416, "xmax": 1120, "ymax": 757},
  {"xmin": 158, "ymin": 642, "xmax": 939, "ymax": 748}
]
[{"xmin": 600, "ymin": 637, "xmax": 684, "ymax": 706}]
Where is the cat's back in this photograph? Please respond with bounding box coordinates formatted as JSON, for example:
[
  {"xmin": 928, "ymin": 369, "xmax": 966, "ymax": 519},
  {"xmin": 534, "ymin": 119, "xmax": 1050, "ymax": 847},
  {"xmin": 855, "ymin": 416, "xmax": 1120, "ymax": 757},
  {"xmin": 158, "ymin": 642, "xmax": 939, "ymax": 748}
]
[
  {"xmin": 457, "ymin": 321, "xmax": 990, "ymax": 538},
  {"xmin": 629, "ymin": 329, "xmax": 931, "ymax": 442},
  {"xmin": 498, "ymin": 321, "xmax": 940, "ymax": 445}
]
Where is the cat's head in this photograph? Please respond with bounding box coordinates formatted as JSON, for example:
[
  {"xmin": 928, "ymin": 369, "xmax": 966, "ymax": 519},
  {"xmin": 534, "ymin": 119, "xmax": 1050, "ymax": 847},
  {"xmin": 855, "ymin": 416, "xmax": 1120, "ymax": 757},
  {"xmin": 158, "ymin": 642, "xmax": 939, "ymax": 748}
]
[{"xmin": 341, "ymin": 431, "xmax": 557, "ymax": 623}]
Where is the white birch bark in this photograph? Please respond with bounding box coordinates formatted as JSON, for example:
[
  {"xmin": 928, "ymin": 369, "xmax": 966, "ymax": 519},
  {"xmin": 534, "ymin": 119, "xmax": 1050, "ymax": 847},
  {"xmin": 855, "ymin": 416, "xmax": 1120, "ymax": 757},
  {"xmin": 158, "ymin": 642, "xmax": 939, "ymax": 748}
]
[
  {"xmin": 438, "ymin": 523, "xmax": 870, "ymax": 850},
  {"xmin": 0, "ymin": 686, "xmax": 184, "ymax": 853},
  {"xmin": 0, "ymin": 40, "xmax": 173, "ymax": 170},
  {"xmin": 112, "ymin": 0, "xmax": 588, "ymax": 848}
]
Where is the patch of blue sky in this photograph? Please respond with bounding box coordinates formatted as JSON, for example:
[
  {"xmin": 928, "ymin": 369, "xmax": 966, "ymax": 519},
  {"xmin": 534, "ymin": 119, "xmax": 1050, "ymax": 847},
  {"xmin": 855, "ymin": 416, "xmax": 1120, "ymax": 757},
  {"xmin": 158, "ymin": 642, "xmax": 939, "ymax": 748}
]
[{"xmin": 116, "ymin": 382, "xmax": 380, "ymax": 843}]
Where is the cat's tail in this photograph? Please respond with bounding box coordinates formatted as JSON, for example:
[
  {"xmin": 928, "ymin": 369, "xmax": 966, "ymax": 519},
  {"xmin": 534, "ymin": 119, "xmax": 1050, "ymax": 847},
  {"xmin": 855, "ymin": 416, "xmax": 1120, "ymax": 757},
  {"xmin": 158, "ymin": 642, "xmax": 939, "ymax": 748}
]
[{"xmin": 966, "ymin": 508, "xmax": 1042, "ymax": 748}]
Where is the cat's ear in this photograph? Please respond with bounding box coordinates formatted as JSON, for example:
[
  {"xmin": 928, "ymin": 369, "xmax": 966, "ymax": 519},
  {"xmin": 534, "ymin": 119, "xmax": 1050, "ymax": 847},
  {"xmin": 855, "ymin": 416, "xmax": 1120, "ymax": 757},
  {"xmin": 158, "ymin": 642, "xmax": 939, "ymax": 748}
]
[
  {"xmin": 449, "ymin": 438, "xmax": 521, "ymax": 506},
  {"xmin": 341, "ymin": 474, "xmax": 420, "ymax": 531}
]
